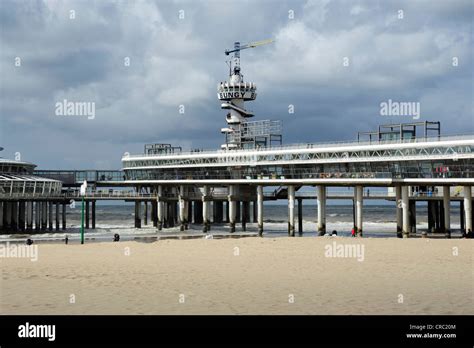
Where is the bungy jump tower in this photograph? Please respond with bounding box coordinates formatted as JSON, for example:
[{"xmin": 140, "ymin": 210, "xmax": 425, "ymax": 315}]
[
  {"xmin": 218, "ymin": 39, "xmax": 282, "ymax": 150},
  {"xmin": 29, "ymin": 40, "xmax": 474, "ymax": 239}
]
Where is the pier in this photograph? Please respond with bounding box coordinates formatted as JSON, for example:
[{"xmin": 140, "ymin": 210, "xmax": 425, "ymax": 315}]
[{"xmin": 1, "ymin": 41, "xmax": 473, "ymax": 238}]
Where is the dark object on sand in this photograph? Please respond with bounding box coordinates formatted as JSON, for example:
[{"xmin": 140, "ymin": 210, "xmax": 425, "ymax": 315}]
[
  {"xmin": 113, "ymin": 233, "xmax": 120, "ymax": 242},
  {"xmin": 26, "ymin": 238, "xmax": 33, "ymax": 245},
  {"xmin": 65, "ymin": 236, "xmax": 69, "ymax": 244},
  {"xmin": 331, "ymin": 230, "xmax": 337, "ymax": 236}
]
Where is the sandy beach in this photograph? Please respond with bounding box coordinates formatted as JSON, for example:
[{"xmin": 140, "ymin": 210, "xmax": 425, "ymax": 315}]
[{"xmin": 1, "ymin": 237, "xmax": 472, "ymax": 315}]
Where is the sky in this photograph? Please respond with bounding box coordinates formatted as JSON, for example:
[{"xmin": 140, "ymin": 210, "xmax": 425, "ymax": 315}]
[{"xmin": 0, "ymin": 0, "xmax": 473, "ymax": 170}]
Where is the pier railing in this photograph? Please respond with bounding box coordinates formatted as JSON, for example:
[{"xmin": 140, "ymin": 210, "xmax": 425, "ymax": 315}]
[{"xmin": 122, "ymin": 134, "xmax": 474, "ymax": 159}]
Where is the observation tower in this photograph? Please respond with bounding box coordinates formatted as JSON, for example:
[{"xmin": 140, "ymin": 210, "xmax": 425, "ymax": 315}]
[{"xmin": 218, "ymin": 39, "xmax": 282, "ymax": 150}]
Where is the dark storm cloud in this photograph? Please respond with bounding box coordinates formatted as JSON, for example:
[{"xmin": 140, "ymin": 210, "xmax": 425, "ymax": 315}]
[{"xmin": 0, "ymin": 0, "xmax": 472, "ymax": 169}]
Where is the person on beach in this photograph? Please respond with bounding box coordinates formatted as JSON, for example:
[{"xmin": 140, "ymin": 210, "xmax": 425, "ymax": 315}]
[{"xmin": 351, "ymin": 227, "xmax": 356, "ymax": 237}]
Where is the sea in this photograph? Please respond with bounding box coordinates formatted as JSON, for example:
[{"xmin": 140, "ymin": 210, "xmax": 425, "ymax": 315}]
[{"xmin": 0, "ymin": 203, "xmax": 464, "ymax": 243}]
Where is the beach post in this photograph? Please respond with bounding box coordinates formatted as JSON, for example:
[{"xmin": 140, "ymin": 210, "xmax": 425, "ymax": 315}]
[
  {"xmin": 257, "ymin": 185, "xmax": 263, "ymax": 236},
  {"xmin": 288, "ymin": 185, "xmax": 295, "ymax": 236},
  {"xmin": 317, "ymin": 185, "xmax": 326, "ymax": 236}
]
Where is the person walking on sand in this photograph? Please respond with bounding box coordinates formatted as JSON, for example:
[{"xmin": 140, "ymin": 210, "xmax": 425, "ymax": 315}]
[{"xmin": 351, "ymin": 227, "xmax": 356, "ymax": 237}]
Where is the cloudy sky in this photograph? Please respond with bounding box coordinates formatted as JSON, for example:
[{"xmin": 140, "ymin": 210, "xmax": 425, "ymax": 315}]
[{"xmin": 0, "ymin": 0, "xmax": 473, "ymax": 170}]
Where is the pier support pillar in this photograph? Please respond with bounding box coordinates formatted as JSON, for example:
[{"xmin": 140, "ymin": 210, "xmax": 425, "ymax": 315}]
[
  {"xmin": 91, "ymin": 200, "xmax": 96, "ymax": 229},
  {"xmin": 288, "ymin": 185, "xmax": 295, "ymax": 237},
  {"xmin": 427, "ymin": 201, "xmax": 434, "ymax": 233},
  {"xmin": 85, "ymin": 200, "xmax": 90, "ymax": 229},
  {"xmin": 35, "ymin": 202, "xmax": 40, "ymax": 231},
  {"xmin": 144, "ymin": 202, "xmax": 148, "ymax": 226},
  {"xmin": 297, "ymin": 198, "xmax": 303, "ymax": 235},
  {"xmin": 395, "ymin": 186, "xmax": 402, "ymax": 237},
  {"xmin": 355, "ymin": 185, "xmax": 363, "ymax": 237},
  {"xmin": 257, "ymin": 185, "xmax": 263, "ymax": 236},
  {"xmin": 225, "ymin": 201, "xmax": 229, "ymax": 223},
  {"xmin": 443, "ymin": 187, "xmax": 451, "ymax": 238},
  {"xmin": 11, "ymin": 201, "xmax": 18, "ymax": 232},
  {"xmin": 55, "ymin": 202, "xmax": 59, "ymax": 231},
  {"xmin": 402, "ymin": 186, "xmax": 410, "ymax": 238},
  {"xmin": 29, "ymin": 201, "xmax": 35, "ymax": 231},
  {"xmin": 409, "ymin": 201, "xmax": 416, "ymax": 234},
  {"xmin": 0, "ymin": 202, "xmax": 4, "ymax": 230},
  {"xmin": 228, "ymin": 185, "xmax": 236, "ymax": 233},
  {"xmin": 48, "ymin": 201, "xmax": 53, "ymax": 231},
  {"xmin": 134, "ymin": 201, "xmax": 141, "ymax": 228},
  {"xmin": 62, "ymin": 203, "xmax": 66, "ymax": 230},
  {"xmin": 202, "ymin": 185, "xmax": 210, "ymax": 233},
  {"xmin": 41, "ymin": 202, "xmax": 47, "ymax": 230},
  {"xmin": 179, "ymin": 185, "xmax": 186, "ymax": 231},
  {"xmin": 5, "ymin": 202, "xmax": 12, "ymax": 231},
  {"xmin": 18, "ymin": 201, "xmax": 25, "ymax": 231},
  {"xmin": 253, "ymin": 200, "xmax": 257, "ymax": 223},
  {"xmin": 151, "ymin": 200, "xmax": 157, "ymax": 227},
  {"xmin": 317, "ymin": 185, "xmax": 326, "ymax": 236},
  {"xmin": 463, "ymin": 186, "xmax": 472, "ymax": 236},
  {"xmin": 157, "ymin": 186, "xmax": 163, "ymax": 230},
  {"xmin": 460, "ymin": 201, "xmax": 465, "ymax": 232}
]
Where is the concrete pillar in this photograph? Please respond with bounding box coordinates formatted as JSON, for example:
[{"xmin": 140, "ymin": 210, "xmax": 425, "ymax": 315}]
[
  {"xmin": 62, "ymin": 203, "xmax": 66, "ymax": 230},
  {"xmin": 395, "ymin": 186, "xmax": 402, "ymax": 237},
  {"xmin": 253, "ymin": 201, "xmax": 257, "ymax": 223},
  {"xmin": 55, "ymin": 202, "xmax": 59, "ymax": 231},
  {"xmin": 317, "ymin": 185, "xmax": 326, "ymax": 236},
  {"xmin": 355, "ymin": 185, "xmax": 363, "ymax": 237},
  {"xmin": 48, "ymin": 201, "xmax": 53, "ymax": 231},
  {"xmin": 460, "ymin": 201, "xmax": 465, "ymax": 232},
  {"xmin": 463, "ymin": 186, "xmax": 472, "ymax": 235},
  {"xmin": 11, "ymin": 202, "xmax": 18, "ymax": 232},
  {"xmin": 427, "ymin": 200, "xmax": 434, "ymax": 233},
  {"xmin": 225, "ymin": 201, "xmax": 229, "ymax": 223},
  {"xmin": 297, "ymin": 198, "xmax": 303, "ymax": 234},
  {"xmin": 202, "ymin": 185, "xmax": 210, "ymax": 232},
  {"xmin": 257, "ymin": 185, "xmax": 263, "ymax": 236},
  {"xmin": 179, "ymin": 195, "xmax": 186, "ymax": 232},
  {"xmin": 91, "ymin": 200, "xmax": 96, "ymax": 229},
  {"xmin": 35, "ymin": 202, "xmax": 40, "ymax": 231},
  {"xmin": 443, "ymin": 187, "xmax": 451, "ymax": 237},
  {"xmin": 434, "ymin": 200, "xmax": 440, "ymax": 231},
  {"xmin": 26, "ymin": 201, "xmax": 32, "ymax": 231},
  {"xmin": 18, "ymin": 201, "xmax": 26, "ymax": 231},
  {"xmin": 288, "ymin": 185, "xmax": 295, "ymax": 236},
  {"xmin": 228, "ymin": 185, "xmax": 236, "ymax": 232},
  {"xmin": 85, "ymin": 200, "xmax": 90, "ymax": 229},
  {"xmin": 134, "ymin": 201, "xmax": 141, "ymax": 228},
  {"xmin": 0, "ymin": 201, "xmax": 4, "ymax": 230},
  {"xmin": 41, "ymin": 202, "xmax": 47, "ymax": 230},
  {"xmin": 144, "ymin": 201, "xmax": 148, "ymax": 226},
  {"xmin": 402, "ymin": 185, "xmax": 410, "ymax": 238},
  {"xmin": 152, "ymin": 201, "xmax": 157, "ymax": 227},
  {"xmin": 157, "ymin": 186, "xmax": 163, "ymax": 230},
  {"xmin": 5, "ymin": 202, "xmax": 12, "ymax": 231}
]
